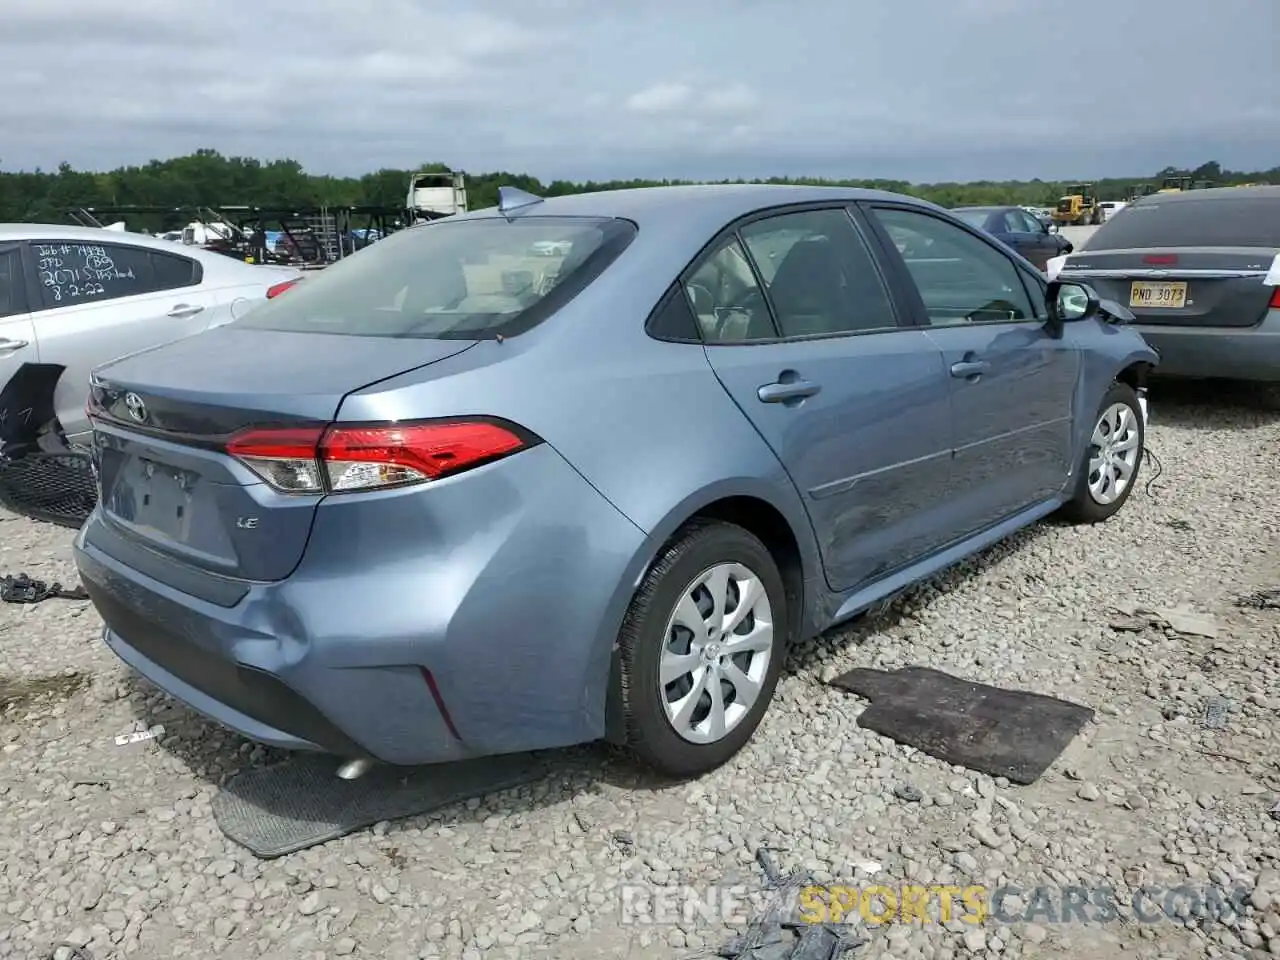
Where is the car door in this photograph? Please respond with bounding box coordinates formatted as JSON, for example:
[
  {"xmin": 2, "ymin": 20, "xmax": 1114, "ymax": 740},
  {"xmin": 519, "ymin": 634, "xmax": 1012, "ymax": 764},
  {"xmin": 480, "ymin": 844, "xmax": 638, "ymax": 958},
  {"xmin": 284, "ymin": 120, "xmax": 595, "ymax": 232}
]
[
  {"xmin": 693, "ymin": 205, "xmax": 955, "ymax": 593},
  {"xmin": 0, "ymin": 244, "xmax": 41, "ymax": 440},
  {"xmin": 22, "ymin": 239, "xmax": 215, "ymax": 439},
  {"xmin": 995, "ymin": 210, "xmax": 1043, "ymax": 269},
  {"xmin": 1017, "ymin": 209, "xmax": 1059, "ymax": 269},
  {"xmin": 862, "ymin": 203, "xmax": 1080, "ymax": 539}
]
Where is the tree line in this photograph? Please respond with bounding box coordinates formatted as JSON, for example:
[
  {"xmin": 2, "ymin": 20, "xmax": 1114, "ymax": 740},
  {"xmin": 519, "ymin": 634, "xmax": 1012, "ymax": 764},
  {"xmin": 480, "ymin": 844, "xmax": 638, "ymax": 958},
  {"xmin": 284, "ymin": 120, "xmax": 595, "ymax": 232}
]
[{"xmin": 0, "ymin": 151, "xmax": 1275, "ymax": 230}]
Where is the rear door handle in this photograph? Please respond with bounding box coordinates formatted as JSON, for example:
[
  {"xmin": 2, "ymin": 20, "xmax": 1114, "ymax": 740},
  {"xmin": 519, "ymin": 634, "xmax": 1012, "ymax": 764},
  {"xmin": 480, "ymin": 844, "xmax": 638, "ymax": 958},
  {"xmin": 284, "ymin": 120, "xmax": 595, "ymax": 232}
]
[
  {"xmin": 950, "ymin": 360, "xmax": 990, "ymax": 379},
  {"xmin": 166, "ymin": 303, "xmax": 205, "ymax": 319},
  {"xmin": 758, "ymin": 380, "xmax": 821, "ymax": 403},
  {"xmin": 0, "ymin": 337, "xmax": 29, "ymax": 353}
]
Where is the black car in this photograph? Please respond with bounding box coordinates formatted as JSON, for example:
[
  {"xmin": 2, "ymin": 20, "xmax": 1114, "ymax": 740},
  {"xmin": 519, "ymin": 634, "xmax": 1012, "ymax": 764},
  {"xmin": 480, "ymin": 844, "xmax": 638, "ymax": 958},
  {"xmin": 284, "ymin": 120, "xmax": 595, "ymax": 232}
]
[
  {"xmin": 952, "ymin": 205, "xmax": 1073, "ymax": 270},
  {"xmin": 1055, "ymin": 185, "xmax": 1280, "ymax": 408}
]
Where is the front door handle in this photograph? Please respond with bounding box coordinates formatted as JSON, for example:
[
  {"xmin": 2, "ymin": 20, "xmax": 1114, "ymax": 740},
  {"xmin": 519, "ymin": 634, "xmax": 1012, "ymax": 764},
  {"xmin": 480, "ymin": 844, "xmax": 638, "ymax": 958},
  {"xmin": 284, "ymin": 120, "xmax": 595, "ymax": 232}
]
[
  {"xmin": 950, "ymin": 360, "xmax": 990, "ymax": 379},
  {"xmin": 166, "ymin": 303, "xmax": 205, "ymax": 319},
  {"xmin": 758, "ymin": 380, "xmax": 821, "ymax": 403},
  {"xmin": 0, "ymin": 338, "xmax": 29, "ymax": 353}
]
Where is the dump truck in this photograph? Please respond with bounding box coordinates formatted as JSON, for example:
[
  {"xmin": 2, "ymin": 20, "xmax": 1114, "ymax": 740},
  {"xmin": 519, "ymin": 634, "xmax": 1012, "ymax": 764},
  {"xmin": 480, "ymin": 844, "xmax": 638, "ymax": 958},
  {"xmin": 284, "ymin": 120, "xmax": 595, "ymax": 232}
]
[
  {"xmin": 406, "ymin": 171, "xmax": 468, "ymax": 222},
  {"xmin": 1052, "ymin": 183, "xmax": 1105, "ymax": 226}
]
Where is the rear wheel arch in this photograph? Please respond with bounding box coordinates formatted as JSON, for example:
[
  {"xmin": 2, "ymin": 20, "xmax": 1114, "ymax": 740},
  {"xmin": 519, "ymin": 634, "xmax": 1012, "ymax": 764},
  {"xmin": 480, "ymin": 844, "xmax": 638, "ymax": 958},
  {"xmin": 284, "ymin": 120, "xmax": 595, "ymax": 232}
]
[{"xmin": 600, "ymin": 486, "xmax": 818, "ymax": 745}]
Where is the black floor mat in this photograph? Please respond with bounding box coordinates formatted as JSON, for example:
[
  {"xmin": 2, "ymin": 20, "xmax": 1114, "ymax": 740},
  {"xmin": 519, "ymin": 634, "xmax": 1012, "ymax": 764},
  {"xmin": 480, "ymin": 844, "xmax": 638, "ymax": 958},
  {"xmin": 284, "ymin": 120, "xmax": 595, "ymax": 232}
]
[
  {"xmin": 828, "ymin": 666, "xmax": 1094, "ymax": 785},
  {"xmin": 212, "ymin": 752, "xmax": 549, "ymax": 858}
]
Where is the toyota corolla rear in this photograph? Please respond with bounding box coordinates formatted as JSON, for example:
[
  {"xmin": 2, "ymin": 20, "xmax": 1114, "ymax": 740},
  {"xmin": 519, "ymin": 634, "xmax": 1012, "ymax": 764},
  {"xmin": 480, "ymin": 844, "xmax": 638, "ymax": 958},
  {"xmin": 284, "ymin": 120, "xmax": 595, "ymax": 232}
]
[
  {"xmin": 72, "ymin": 213, "xmax": 647, "ymax": 765},
  {"xmin": 1061, "ymin": 188, "xmax": 1280, "ymax": 382}
]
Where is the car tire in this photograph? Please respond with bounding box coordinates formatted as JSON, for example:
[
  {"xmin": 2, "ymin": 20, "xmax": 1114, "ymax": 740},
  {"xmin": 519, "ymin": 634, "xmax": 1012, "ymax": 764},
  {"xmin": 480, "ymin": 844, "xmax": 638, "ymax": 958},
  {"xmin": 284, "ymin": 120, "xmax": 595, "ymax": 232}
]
[
  {"xmin": 618, "ymin": 520, "xmax": 788, "ymax": 779},
  {"xmin": 1059, "ymin": 381, "xmax": 1145, "ymax": 524}
]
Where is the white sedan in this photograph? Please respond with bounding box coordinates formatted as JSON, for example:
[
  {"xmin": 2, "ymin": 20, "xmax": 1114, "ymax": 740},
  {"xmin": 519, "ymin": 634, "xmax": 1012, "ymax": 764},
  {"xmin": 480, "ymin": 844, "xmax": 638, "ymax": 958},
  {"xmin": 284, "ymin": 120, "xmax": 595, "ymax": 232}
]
[{"xmin": 0, "ymin": 224, "xmax": 301, "ymax": 444}]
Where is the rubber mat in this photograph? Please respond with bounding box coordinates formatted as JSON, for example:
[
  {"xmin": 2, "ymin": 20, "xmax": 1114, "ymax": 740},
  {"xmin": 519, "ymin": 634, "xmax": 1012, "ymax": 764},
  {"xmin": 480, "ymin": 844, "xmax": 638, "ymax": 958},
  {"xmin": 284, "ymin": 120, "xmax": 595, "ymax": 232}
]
[
  {"xmin": 212, "ymin": 752, "xmax": 549, "ymax": 858},
  {"xmin": 828, "ymin": 666, "xmax": 1094, "ymax": 785}
]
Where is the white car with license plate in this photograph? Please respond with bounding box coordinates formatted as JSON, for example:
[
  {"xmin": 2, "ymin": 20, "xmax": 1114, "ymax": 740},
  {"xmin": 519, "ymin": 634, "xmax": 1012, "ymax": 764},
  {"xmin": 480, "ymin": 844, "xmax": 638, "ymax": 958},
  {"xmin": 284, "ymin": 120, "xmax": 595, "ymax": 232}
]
[{"xmin": 0, "ymin": 224, "xmax": 302, "ymax": 444}]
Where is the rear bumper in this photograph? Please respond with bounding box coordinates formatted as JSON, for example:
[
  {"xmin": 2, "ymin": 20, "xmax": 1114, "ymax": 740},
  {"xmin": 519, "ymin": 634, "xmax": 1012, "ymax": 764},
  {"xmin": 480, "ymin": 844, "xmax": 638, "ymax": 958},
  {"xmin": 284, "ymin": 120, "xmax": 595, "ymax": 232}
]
[
  {"xmin": 73, "ymin": 442, "xmax": 647, "ymax": 765},
  {"xmin": 1135, "ymin": 309, "xmax": 1280, "ymax": 382}
]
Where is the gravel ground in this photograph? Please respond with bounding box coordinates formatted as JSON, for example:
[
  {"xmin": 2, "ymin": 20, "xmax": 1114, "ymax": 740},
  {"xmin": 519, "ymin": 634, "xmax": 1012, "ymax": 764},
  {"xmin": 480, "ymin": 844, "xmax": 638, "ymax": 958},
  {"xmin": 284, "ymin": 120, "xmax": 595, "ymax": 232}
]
[{"xmin": 2, "ymin": 382, "xmax": 1278, "ymax": 960}]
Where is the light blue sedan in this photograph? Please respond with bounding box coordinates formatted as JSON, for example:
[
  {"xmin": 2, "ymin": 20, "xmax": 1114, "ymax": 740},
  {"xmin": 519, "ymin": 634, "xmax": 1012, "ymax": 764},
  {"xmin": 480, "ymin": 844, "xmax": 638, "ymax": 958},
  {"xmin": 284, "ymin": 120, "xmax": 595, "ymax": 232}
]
[{"xmin": 73, "ymin": 184, "xmax": 1157, "ymax": 779}]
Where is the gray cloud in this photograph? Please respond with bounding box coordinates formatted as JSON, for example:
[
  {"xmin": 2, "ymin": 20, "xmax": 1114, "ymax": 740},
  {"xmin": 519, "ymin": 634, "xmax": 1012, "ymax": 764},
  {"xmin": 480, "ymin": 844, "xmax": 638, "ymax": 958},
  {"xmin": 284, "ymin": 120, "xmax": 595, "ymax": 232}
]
[{"xmin": 2, "ymin": 0, "xmax": 1276, "ymax": 182}]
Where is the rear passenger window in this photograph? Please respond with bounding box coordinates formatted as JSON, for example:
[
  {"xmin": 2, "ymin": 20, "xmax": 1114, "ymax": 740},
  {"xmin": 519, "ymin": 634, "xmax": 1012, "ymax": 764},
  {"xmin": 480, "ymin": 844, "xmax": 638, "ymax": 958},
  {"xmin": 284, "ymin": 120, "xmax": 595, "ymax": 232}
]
[
  {"xmin": 646, "ymin": 285, "xmax": 702, "ymax": 342},
  {"xmin": 32, "ymin": 242, "xmax": 154, "ymax": 309},
  {"xmin": 869, "ymin": 208, "xmax": 1037, "ymax": 326},
  {"xmin": 150, "ymin": 251, "xmax": 201, "ymax": 290},
  {"xmin": 740, "ymin": 209, "xmax": 899, "ymax": 338},
  {"xmin": 685, "ymin": 236, "xmax": 777, "ymax": 343},
  {"xmin": 0, "ymin": 249, "xmax": 23, "ymax": 318}
]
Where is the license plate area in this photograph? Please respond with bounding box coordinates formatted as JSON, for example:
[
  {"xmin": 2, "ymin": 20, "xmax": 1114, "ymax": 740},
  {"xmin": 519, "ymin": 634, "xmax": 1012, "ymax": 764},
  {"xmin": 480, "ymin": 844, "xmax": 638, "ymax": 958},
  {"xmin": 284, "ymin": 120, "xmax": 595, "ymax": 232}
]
[
  {"xmin": 112, "ymin": 455, "xmax": 199, "ymax": 541},
  {"xmin": 1130, "ymin": 280, "xmax": 1187, "ymax": 309}
]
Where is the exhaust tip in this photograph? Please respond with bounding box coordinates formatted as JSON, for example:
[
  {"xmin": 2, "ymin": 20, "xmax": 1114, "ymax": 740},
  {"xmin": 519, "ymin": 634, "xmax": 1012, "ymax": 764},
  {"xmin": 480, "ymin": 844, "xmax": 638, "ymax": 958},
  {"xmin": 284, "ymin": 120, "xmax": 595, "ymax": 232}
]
[{"xmin": 336, "ymin": 758, "xmax": 374, "ymax": 781}]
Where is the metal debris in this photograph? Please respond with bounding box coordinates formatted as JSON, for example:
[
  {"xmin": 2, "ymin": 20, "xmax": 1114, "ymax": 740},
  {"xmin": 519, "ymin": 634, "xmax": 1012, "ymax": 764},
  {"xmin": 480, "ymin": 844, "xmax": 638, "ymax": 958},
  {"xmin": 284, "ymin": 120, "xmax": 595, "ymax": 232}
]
[
  {"xmin": 1109, "ymin": 605, "xmax": 1219, "ymax": 639},
  {"xmin": 1, "ymin": 573, "xmax": 89, "ymax": 604},
  {"xmin": 1202, "ymin": 697, "xmax": 1232, "ymax": 730},
  {"xmin": 1235, "ymin": 588, "xmax": 1280, "ymax": 610},
  {"xmin": 892, "ymin": 783, "xmax": 923, "ymax": 803},
  {"xmin": 717, "ymin": 849, "xmax": 865, "ymax": 960}
]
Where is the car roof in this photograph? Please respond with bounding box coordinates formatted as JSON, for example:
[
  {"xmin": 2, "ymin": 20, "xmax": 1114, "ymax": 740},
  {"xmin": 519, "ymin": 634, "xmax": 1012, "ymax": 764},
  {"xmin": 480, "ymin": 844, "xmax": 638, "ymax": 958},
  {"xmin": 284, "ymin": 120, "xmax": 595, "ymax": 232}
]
[
  {"xmin": 1131, "ymin": 185, "xmax": 1280, "ymax": 205},
  {"xmin": 0, "ymin": 222, "xmax": 200, "ymax": 250},
  {"xmin": 457, "ymin": 183, "xmax": 940, "ymax": 233}
]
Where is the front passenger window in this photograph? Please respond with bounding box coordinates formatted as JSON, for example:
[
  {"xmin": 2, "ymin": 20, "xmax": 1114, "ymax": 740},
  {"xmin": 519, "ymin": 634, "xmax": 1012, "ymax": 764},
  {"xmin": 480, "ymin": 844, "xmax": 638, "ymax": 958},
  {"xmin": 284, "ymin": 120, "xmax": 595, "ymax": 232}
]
[{"xmin": 869, "ymin": 208, "xmax": 1037, "ymax": 327}]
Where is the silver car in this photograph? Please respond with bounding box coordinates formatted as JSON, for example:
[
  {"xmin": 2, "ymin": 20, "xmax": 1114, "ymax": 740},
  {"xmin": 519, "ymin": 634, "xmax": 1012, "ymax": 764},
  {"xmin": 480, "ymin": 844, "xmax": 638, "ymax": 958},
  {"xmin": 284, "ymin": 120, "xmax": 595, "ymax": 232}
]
[{"xmin": 0, "ymin": 224, "xmax": 301, "ymax": 445}]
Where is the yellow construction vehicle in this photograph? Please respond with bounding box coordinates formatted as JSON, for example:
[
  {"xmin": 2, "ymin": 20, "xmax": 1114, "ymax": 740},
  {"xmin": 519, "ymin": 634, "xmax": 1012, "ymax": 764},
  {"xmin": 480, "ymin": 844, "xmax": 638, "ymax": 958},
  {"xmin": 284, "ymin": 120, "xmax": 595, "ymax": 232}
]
[
  {"xmin": 1051, "ymin": 183, "xmax": 1104, "ymax": 227},
  {"xmin": 1124, "ymin": 183, "xmax": 1157, "ymax": 202}
]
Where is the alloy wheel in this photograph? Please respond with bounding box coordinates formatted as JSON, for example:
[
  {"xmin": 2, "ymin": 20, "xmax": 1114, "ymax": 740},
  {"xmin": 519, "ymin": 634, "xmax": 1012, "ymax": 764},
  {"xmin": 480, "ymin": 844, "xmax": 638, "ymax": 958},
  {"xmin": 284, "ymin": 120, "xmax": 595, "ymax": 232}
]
[
  {"xmin": 1087, "ymin": 402, "xmax": 1141, "ymax": 505},
  {"xmin": 658, "ymin": 562, "xmax": 774, "ymax": 744}
]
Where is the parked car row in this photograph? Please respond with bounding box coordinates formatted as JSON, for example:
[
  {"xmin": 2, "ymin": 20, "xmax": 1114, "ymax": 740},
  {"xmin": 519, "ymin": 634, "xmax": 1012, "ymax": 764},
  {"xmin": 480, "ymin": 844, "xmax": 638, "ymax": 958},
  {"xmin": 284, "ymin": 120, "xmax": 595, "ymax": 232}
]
[
  {"xmin": 2, "ymin": 181, "xmax": 1275, "ymax": 782},
  {"xmin": 950, "ymin": 204, "xmax": 1074, "ymax": 270}
]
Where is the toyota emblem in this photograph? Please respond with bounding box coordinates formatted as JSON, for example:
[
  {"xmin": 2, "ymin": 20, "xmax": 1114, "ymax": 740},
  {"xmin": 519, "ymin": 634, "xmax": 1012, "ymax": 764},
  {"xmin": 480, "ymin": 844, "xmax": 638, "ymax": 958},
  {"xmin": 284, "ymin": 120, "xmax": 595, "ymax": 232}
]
[{"xmin": 123, "ymin": 392, "xmax": 148, "ymax": 423}]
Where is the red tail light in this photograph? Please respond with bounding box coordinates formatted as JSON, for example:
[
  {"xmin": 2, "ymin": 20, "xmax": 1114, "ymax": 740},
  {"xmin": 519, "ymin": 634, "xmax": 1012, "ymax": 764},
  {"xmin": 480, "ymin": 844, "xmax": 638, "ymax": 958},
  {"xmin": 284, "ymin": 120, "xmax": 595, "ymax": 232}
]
[
  {"xmin": 1270, "ymin": 286, "xmax": 1280, "ymax": 309},
  {"xmin": 266, "ymin": 279, "xmax": 299, "ymax": 299},
  {"xmin": 1143, "ymin": 254, "xmax": 1178, "ymax": 265},
  {"xmin": 224, "ymin": 419, "xmax": 536, "ymax": 494}
]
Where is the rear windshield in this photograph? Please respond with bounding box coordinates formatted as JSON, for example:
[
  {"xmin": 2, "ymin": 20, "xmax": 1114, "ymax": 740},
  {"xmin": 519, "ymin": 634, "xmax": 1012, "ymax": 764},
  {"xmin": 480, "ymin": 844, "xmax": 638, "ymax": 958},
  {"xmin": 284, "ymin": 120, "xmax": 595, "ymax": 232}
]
[
  {"xmin": 234, "ymin": 216, "xmax": 637, "ymax": 339},
  {"xmin": 1084, "ymin": 196, "xmax": 1280, "ymax": 250},
  {"xmin": 952, "ymin": 209, "xmax": 993, "ymax": 229}
]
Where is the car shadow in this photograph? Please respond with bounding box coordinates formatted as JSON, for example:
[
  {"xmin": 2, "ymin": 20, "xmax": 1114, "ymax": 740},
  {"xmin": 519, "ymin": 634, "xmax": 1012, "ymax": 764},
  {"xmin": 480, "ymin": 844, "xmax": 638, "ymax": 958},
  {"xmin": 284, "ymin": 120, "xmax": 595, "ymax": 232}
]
[
  {"xmin": 122, "ymin": 670, "xmax": 687, "ymax": 821},
  {"xmin": 1147, "ymin": 379, "xmax": 1280, "ymax": 430},
  {"xmin": 785, "ymin": 521, "xmax": 1053, "ymax": 677},
  {"xmin": 120, "ymin": 514, "xmax": 1065, "ymax": 828}
]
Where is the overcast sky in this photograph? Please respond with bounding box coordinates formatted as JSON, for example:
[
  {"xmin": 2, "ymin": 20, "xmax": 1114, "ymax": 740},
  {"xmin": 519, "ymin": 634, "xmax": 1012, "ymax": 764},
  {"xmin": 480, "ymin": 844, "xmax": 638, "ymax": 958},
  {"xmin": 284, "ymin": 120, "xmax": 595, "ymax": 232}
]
[{"xmin": 3, "ymin": 0, "xmax": 1277, "ymax": 183}]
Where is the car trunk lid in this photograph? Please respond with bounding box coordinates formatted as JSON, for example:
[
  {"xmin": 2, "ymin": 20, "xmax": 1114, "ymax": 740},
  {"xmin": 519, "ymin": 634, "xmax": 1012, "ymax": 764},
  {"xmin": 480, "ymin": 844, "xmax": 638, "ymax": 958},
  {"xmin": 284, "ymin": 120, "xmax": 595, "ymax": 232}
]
[
  {"xmin": 88, "ymin": 325, "xmax": 477, "ymax": 582},
  {"xmin": 1059, "ymin": 247, "xmax": 1280, "ymax": 327}
]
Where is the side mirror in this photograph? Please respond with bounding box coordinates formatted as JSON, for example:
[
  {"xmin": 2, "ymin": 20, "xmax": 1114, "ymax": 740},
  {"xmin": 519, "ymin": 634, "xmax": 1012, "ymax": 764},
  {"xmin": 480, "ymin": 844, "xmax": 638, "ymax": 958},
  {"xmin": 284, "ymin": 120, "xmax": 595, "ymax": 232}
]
[{"xmin": 1044, "ymin": 280, "xmax": 1100, "ymax": 338}]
